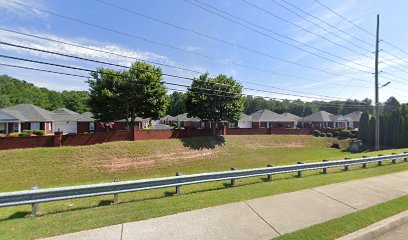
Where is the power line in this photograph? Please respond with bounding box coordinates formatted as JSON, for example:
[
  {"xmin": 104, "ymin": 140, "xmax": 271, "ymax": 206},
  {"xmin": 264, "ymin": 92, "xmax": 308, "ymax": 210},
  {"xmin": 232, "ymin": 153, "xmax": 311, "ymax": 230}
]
[
  {"xmin": 311, "ymin": 0, "xmax": 408, "ymax": 67},
  {"xmin": 239, "ymin": 0, "xmax": 372, "ymax": 61},
  {"xmin": 7, "ymin": 0, "xmax": 406, "ymax": 90},
  {"xmin": 274, "ymin": 0, "xmax": 374, "ymax": 48},
  {"xmin": 100, "ymin": 0, "xmax": 373, "ymax": 75},
  {"xmin": 1, "ymin": 61, "xmax": 379, "ymax": 108},
  {"xmin": 0, "ymin": 28, "xmax": 373, "ymax": 97},
  {"xmin": 0, "ymin": 53, "xmax": 355, "ymax": 101}
]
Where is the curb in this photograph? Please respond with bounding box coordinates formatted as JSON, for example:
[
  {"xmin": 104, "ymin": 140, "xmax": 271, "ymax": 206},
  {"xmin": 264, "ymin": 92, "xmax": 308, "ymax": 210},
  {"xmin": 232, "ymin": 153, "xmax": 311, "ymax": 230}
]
[{"xmin": 337, "ymin": 210, "xmax": 408, "ymax": 240}]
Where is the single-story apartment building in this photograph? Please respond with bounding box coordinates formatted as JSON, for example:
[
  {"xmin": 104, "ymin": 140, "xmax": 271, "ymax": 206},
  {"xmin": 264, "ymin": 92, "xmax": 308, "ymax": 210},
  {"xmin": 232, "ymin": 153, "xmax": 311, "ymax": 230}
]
[
  {"xmin": 176, "ymin": 113, "xmax": 202, "ymax": 128},
  {"xmin": 228, "ymin": 113, "xmax": 253, "ymax": 128},
  {"xmin": 250, "ymin": 109, "xmax": 298, "ymax": 128},
  {"xmin": 0, "ymin": 104, "xmax": 53, "ymax": 134},
  {"xmin": 301, "ymin": 110, "xmax": 361, "ymax": 129}
]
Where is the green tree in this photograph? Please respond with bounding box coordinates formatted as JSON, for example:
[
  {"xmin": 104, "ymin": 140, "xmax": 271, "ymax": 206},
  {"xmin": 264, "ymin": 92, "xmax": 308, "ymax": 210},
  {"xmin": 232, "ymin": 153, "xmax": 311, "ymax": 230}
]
[
  {"xmin": 167, "ymin": 91, "xmax": 187, "ymax": 116},
  {"xmin": 384, "ymin": 96, "xmax": 400, "ymax": 113},
  {"xmin": 185, "ymin": 73, "xmax": 244, "ymax": 135},
  {"xmin": 87, "ymin": 61, "xmax": 168, "ymax": 127},
  {"xmin": 358, "ymin": 112, "xmax": 370, "ymax": 143}
]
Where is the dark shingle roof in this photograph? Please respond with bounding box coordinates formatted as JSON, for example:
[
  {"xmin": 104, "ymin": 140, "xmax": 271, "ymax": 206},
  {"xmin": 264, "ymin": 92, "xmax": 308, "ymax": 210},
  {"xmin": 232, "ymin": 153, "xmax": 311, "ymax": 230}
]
[
  {"xmin": 344, "ymin": 111, "xmax": 363, "ymax": 122},
  {"xmin": 303, "ymin": 111, "xmax": 333, "ymax": 122},
  {"xmin": 1, "ymin": 104, "xmax": 53, "ymax": 122}
]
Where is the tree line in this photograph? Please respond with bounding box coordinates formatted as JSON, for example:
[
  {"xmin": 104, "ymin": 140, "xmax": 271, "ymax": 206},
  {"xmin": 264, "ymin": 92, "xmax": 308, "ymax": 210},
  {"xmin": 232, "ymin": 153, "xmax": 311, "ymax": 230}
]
[
  {"xmin": 358, "ymin": 97, "xmax": 408, "ymax": 148},
  {"xmin": 0, "ymin": 75, "xmax": 90, "ymax": 113}
]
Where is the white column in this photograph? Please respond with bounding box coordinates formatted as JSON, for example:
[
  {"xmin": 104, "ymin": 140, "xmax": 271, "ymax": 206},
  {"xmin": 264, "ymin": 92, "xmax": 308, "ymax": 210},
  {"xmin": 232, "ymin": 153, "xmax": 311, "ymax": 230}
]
[
  {"xmin": 17, "ymin": 122, "xmax": 21, "ymax": 132},
  {"xmin": 5, "ymin": 122, "xmax": 8, "ymax": 134}
]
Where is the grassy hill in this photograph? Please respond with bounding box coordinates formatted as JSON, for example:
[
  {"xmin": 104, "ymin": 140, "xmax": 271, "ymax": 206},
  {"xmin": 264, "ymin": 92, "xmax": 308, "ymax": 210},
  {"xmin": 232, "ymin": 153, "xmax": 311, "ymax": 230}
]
[
  {"xmin": 0, "ymin": 135, "xmax": 351, "ymax": 192},
  {"xmin": 1, "ymin": 135, "xmax": 408, "ymax": 240}
]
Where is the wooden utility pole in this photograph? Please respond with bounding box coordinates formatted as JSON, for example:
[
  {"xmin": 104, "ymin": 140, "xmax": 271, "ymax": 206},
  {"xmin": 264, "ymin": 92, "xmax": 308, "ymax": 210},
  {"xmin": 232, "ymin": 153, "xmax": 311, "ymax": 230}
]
[{"xmin": 375, "ymin": 14, "xmax": 380, "ymax": 151}]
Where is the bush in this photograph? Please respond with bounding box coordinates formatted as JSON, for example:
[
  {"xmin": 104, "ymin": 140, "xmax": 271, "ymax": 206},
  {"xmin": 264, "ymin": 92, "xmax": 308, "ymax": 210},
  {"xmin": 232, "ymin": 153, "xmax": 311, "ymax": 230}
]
[
  {"xmin": 22, "ymin": 130, "xmax": 33, "ymax": 135},
  {"xmin": 319, "ymin": 132, "xmax": 326, "ymax": 137},
  {"xmin": 340, "ymin": 130, "xmax": 352, "ymax": 138},
  {"xmin": 313, "ymin": 130, "xmax": 321, "ymax": 137},
  {"xmin": 9, "ymin": 132, "xmax": 20, "ymax": 137},
  {"xmin": 18, "ymin": 132, "xmax": 31, "ymax": 137},
  {"xmin": 0, "ymin": 130, "xmax": 5, "ymax": 134},
  {"xmin": 326, "ymin": 133, "xmax": 333, "ymax": 138},
  {"xmin": 33, "ymin": 130, "xmax": 45, "ymax": 136},
  {"xmin": 333, "ymin": 131, "xmax": 340, "ymax": 137}
]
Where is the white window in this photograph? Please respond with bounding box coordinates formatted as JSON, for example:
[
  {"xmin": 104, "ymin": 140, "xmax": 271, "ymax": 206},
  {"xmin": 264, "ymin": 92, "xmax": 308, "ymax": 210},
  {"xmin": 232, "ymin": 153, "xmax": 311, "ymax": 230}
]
[
  {"xmin": 30, "ymin": 122, "xmax": 41, "ymax": 130},
  {"xmin": 89, "ymin": 122, "xmax": 95, "ymax": 131},
  {"xmin": 229, "ymin": 122, "xmax": 236, "ymax": 128}
]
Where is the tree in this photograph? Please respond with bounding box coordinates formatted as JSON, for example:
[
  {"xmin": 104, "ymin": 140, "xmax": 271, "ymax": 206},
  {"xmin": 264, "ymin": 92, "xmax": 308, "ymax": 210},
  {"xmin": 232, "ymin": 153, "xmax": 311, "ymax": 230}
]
[
  {"xmin": 167, "ymin": 91, "xmax": 187, "ymax": 116},
  {"xmin": 384, "ymin": 96, "xmax": 400, "ymax": 113},
  {"xmin": 185, "ymin": 73, "xmax": 244, "ymax": 135},
  {"xmin": 88, "ymin": 61, "xmax": 168, "ymax": 128},
  {"xmin": 358, "ymin": 112, "xmax": 370, "ymax": 143}
]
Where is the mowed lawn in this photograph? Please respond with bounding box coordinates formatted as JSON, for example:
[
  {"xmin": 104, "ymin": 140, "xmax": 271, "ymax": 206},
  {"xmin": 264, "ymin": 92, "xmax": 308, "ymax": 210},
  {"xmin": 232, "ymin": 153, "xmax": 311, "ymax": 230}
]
[
  {"xmin": 1, "ymin": 135, "xmax": 408, "ymax": 240},
  {"xmin": 0, "ymin": 135, "xmax": 355, "ymax": 192}
]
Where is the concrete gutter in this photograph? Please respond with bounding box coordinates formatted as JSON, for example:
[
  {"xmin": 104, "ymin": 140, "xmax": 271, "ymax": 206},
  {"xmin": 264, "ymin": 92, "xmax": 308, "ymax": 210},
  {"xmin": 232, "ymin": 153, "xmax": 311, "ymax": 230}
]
[{"xmin": 337, "ymin": 210, "xmax": 408, "ymax": 240}]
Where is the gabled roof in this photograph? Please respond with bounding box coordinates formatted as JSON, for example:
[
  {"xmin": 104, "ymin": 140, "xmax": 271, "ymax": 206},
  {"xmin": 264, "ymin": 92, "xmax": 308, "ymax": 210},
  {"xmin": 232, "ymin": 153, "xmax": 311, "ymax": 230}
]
[
  {"xmin": 160, "ymin": 115, "xmax": 177, "ymax": 121},
  {"xmin": 51, "ymin": 108, "xmax": 82, "ymax": 121},
  {"xmin": 0, "ymin": 104, "xmax": 53, "ymax": 122},
  {"xmin": 239, "ymin": 113, "xmax": 253, "ymax": 122},
  {"xmin": 303, "ymin": 111, "xmax": 333, "ymax": 122},
  {"xmin": 176, "ymin": 113, "xmax": 201, "ymax": 122},
  {"xmin": 250, "ymin": 109, "xmax": 295, "ymax": 122},
  {"xmin": 329, "ymin": 115, "xmax": 353, "ymax": 122},
  {"xmin": 345, "ymin": 111, "xmax": 363, "ymax": 122},
  {"xmin": 75, "ymin": 112, "xmax": 95, "ymax": 122},
  {"xmin": 280, "ymin": 112, "xmax": 301, "ymax": 121}
]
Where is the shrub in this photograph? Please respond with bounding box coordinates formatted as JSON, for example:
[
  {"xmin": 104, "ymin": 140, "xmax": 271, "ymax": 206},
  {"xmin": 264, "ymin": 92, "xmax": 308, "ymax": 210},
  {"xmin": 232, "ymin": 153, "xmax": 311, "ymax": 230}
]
[
  {"xmin": 18, "ymin": 132, "xmax": 31, "ymax": 137},
  {"xmin": 22, "ymin": 130, "xmax": 33, "ymax": 135},
  {"xmin": 319, "ymin": 132, "xmax": 326, "ymax": 137},
  {"xmin": 326, "ymin": 133, "xmax": 333, "ymax": 138},
  {"xmin": 333, "ymin": 131, "xmax": 340, "ymax": 137},
  {"xmin": 0, "ymin": 130, "xmax": 5, "ymax": 134},
  {"xmin": 340, "ymin": 130, "xmax": 352, "ymax": 138},
  {"xmin": 313, "ymin": 130, "xmax": 321, "ymax": 137},
  {"xmin": 33, "ymin": 130, "xmax": 45, "ymax": 136},
  {"xmin": 9, "ymin": 132, "xmax": 20, "ymax": 137}
]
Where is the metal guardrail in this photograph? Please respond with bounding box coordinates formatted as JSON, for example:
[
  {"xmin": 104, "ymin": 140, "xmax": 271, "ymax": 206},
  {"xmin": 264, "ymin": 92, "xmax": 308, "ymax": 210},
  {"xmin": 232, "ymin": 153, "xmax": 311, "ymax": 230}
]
[{"xmin": 1, "ymin": 152, "xmax": 407, "ymax": 216}]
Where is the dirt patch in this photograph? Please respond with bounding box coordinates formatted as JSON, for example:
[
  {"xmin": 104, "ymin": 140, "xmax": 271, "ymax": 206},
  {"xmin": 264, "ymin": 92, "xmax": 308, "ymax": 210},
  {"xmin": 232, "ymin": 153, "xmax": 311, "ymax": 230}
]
[{"xmin": 102, "ymin": 149, "xmax": 219, "ymax": 172}]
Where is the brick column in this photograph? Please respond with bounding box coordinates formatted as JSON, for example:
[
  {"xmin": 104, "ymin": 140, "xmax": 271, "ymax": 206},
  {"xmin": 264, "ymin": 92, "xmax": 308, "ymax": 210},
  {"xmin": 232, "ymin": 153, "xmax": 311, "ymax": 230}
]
[
  {"xmin": 223, "ymin": 124, "xmax": 227, "ymax": 135},
  {"xmin": 54, "ymin": 131, "xmax": 63, "ymax": 147}
]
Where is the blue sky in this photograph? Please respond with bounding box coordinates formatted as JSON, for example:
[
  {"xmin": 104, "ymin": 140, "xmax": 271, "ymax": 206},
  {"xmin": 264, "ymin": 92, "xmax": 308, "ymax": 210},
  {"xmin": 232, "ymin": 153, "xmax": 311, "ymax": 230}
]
[{"xmin": 0, "ymin": 0, "xmax": 408, "ymax": 103}]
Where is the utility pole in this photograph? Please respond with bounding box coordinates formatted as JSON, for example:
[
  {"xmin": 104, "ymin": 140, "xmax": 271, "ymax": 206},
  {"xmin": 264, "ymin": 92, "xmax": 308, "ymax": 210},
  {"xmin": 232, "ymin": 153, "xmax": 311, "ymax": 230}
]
[{"xmin": 375, "ymin": 14, "xmax": 380, "ymax": 151}]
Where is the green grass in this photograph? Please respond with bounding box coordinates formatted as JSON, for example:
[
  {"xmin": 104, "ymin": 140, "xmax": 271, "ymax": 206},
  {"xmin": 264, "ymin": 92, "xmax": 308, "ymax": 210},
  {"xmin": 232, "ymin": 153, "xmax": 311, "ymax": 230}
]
[
  {"xmin": 276, "ymin": 194, "xmax": 408, "ymax": 240},
  {"xmin": 0, "ymin": 135, "xmax": 407, "ymax": 239}
]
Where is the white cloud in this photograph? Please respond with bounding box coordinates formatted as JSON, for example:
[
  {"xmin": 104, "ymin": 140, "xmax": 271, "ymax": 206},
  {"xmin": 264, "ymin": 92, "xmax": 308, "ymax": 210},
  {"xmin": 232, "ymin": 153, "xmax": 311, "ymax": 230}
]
[{"xmin": 0, "ymin": 0, "xmax": 48, "ymax": 19}]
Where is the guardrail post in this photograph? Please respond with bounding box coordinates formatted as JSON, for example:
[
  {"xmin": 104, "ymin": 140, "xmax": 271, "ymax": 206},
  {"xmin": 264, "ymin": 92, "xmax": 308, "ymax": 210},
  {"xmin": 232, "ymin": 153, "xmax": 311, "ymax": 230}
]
[
  {"xmin": 378, "ymin": 154, "xmax": 383, "ymax": 166},
  {"xmin": 113, "ymin": 179, "xmax": 120, "ymax": 204},
  {"xmin": 267, "ymin": 164, "xmax": 273, "ymax": 181},
  {"xmin": 392, "ymin": 153, "xmax": 397, "ymax": 164},
  {"xmin": 344, "ymin": 158, "xmax": 350, "ymax": 171},
  {"xmin": 404, "ymin": 152, "xmax": 408, "ymax": 162},
  {"xmin": 297, "ymin": 162, "xmax": 303, "ymax": 178},
  {"xmin": 230, "ymin": 168, "xmax": 237, "ymax": 187},
  {"xmin": 362, "ymin": 156, "xmax": 368, "ymax": 168},
  {"xmin": 31, "ymin": 185, "xmax": 40, "ymax": 217},
  {"xmin": 175, "ymin": 172, "xmax": 182, "ymax": 194},
  {"xmin": 322, "ymin": 160, "xmax": 328, "ymax": 174}
]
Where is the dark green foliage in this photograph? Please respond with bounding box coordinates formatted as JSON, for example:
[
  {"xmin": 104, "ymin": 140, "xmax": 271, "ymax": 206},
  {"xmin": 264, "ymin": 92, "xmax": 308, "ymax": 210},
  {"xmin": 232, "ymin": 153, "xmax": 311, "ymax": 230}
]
[
  {"xmin": 87, "ymin": 61, "xmax": 168, "ymax": 126},
  {"xmin": 340, "ymin": 130, "xmax": 351, "ymax": 138},
  {"xmin": 319, "ymin": 132, "xmax": 326, "ymax": 137},
  {"xmin": 0, "ymin": 75, "xmax": 90, "ymax": 112},
  {"xmin": 185, "ymin": 73, "xmax": 244, "ymax": 134},
  {"xmin": 313, "ymin": 130, "xmax": 321, "ymax": 137},
  {"xmin": 33, "ymin": 130, "xmax": 45, "ymax": 136},
  {"xmin": 326, "ymin": 133, "xmax": 333, "ymax": 138},
  {"xmin": 18, "ymin": 132, "xmax": 31, "ymax": 137},
  {"xmin": 333, "ymin": 131, "xmax": 340, "ymax": 137},
  {"xmin": 22, "ymin": 130, "xmax": 33, "ymax": 135},
  {"xmin": 167, "ymin": 92, "xmax": 187, "ymax": 116},
  {"xmin": 358, "ymin": 112, "xmax": 370, "ymax": 142}
]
